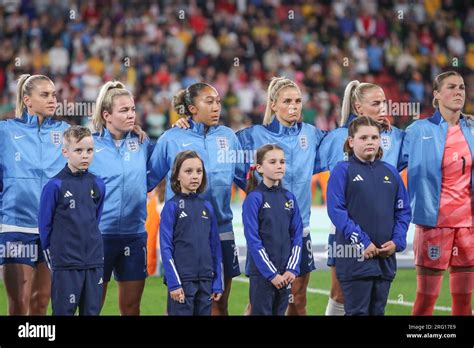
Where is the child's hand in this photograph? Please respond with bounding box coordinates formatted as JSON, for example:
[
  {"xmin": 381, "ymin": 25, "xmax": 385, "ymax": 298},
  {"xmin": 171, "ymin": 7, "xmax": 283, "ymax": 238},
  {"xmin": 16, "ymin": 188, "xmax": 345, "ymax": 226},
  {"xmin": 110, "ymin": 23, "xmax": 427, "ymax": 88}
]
[
  {"xmin": 363, "ymin": 243, "xmax": 379, "ymax": 259},
  {"xmin": 378, "ymin": 241, "xmax": 396, "ymax": 258},
  {"xmin": 170, "ymin": 288, "xmax": 185, "ymax": 303},
  {"xmin": 211, "ymin": 293, "xmax": 222, "ymax": 301},
  {"xmin": 131, "ymin": 124, "xmax": 149, "ymax": 143},
  {"xmin": 172, "ymin": 118, "xmax": 190, "ymax": 129},
  {"xmin": 282, "ymin": 271, "xmax": 296, "ymax": 285},
  {"xmin": 270, "ymin": 274, "xmax": 288, "ymax": 289}
]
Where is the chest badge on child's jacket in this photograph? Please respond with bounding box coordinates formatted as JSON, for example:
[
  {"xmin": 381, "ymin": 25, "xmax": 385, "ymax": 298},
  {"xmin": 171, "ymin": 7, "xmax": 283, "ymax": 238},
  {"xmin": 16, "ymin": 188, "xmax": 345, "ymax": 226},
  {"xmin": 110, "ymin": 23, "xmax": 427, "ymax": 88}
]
[
  {"xmin": 285, "ymin": 200, "xmax": 294, "ymax": 210},
  {"xmin": 383, "ymin": 176, "xmax": 392, "ymax": 184}
]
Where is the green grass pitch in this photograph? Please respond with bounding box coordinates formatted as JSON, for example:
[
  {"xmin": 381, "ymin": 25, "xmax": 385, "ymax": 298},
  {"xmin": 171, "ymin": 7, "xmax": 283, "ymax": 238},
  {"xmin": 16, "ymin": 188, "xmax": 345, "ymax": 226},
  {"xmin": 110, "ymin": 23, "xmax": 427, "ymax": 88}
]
[{"xmin": 0, "ymin": 268, "xmax": 467, "ymax": 315}]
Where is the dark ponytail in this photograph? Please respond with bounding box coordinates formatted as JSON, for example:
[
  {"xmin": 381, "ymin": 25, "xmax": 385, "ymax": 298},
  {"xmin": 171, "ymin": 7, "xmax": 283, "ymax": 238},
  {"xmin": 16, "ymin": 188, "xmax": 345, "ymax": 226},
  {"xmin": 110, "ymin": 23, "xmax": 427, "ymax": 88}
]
[{"xmin": 172, "ymin": 82, "xmax": 215, "ymax": 118}]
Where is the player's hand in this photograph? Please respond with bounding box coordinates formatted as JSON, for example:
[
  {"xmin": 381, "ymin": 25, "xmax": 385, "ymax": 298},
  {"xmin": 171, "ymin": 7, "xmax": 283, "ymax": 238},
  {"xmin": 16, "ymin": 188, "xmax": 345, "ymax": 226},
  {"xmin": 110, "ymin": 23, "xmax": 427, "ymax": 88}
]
[
  {"xmin": 270, "ymin": 274, "xmax": 288, "ymax": 289},
  {"xmin": 170, "ymin": 288, "xmax": 185, "ymax": 303},
  {"xmin": 282, "ymin": 271, "xmax": 296, "ymax": 285},
  {"xmin": 211, "ymin": 293, "xmax": 222, "ymax": 301},
  {"xmin": 378, "ymin": 240, "xmax": 397, "ymax": 258},
  {"xmin": 172, "ymin": 118, "xmax": 191, "ymax": 129},
  {"xmin": 363, "ymin": 243, "xmax": 378, "ymax": 259},
  {"xmin": 132, "ymin": 124, "xmax": 149, "ymax": 143},
  {"xmin": 464, "ymin": 114, "xmax": 474, "ymax": 120}
]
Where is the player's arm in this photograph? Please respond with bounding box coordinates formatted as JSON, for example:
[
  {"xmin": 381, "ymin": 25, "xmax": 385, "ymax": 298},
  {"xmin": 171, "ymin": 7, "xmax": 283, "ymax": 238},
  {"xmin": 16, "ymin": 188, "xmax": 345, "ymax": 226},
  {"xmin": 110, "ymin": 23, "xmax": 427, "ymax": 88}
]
[{"xmin": 147, "ymin": 133, "xmax": 170, "ymax": 192}]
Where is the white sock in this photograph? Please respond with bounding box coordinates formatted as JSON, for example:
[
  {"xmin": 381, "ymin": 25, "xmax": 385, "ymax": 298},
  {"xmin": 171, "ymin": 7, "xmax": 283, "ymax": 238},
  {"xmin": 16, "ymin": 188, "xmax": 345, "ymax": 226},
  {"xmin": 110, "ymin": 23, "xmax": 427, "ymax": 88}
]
[{"xmin": 325, "ymin": 297, "xmax": 345, "ymax": 316}]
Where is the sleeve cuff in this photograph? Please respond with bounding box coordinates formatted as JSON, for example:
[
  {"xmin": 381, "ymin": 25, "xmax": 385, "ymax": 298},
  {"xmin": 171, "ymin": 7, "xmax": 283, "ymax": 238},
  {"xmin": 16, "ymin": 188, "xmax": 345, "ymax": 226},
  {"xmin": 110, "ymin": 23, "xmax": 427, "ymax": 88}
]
[
  {"xmin": 286, "ymin": 269, "xmax": 299, "ymax": 276},
  {"xmin": 360, "ymin": 235, "xmax": 372, "ymax": 250},
  {"xmin": 267, "ymin": 272, "xmax": 278, "ymax": 281},
  {"xmin": 168, "ymin": 285, "xmax": 182, "ymax": 292}
]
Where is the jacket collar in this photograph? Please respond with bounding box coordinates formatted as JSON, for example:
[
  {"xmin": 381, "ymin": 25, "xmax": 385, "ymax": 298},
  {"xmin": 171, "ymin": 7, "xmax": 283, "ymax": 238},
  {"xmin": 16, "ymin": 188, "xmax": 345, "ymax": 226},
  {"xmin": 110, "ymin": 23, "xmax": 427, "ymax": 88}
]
[
  {"xmin": 428, "ymin": 108, "xmax": 465, "ymax": 126},
  {"xmin": 188, "ymin": 119, "xmax": 218, "ymax": 136},
  {"xmin": 258, "ymin": 181, "xmax": 282, "ymax": 192},
  {"xmin": 265, "ymin": 116, "xmax": 301, "ymax": 136},
  {"xmin": 17, "ymin": 110, "xmax": 57, "ymax": 127},
  {"xmin": 64, "ymin": 163, "xmax": 88, "ymax": 177},
  {"xmin": 343, "ymin": 113, "xmax": 357, "ymax": 128},
  {"xmin": 349, "ymin": 154, "xmax": 379, "ymax": 167},
  {"xmin": 177, "ymin": 191, "xmax": 199, "ymax": 199},
  {"xmin": 98, "ymin": 128, "xmax": 134, "ymax": 142}
]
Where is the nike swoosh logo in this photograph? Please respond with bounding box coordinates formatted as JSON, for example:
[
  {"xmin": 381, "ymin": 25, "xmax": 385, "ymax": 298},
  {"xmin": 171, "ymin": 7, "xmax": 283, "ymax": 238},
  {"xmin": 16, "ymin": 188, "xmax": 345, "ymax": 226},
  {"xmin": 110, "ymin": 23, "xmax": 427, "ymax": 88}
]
[
  {"xmin": 95, "ymin": 148, "xmax": 106, "ymax": 153},
  {"xmin": 182, "ymin": 143, "xmax": 193, "ymax": 147},
  {"xmin": 14, "ymin": 135, "xmax": 26, "ymax": 140},
  {"xmin": 422, "ymin": 136, "xmax": 433, "ymax": 140}
]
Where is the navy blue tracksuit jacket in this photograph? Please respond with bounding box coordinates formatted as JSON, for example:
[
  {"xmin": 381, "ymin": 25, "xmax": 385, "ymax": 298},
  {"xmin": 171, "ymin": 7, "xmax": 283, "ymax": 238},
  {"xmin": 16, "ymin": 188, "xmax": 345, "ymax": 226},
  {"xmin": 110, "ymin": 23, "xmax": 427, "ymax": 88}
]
[
  {"xmin": 327, "ymin": 156, "xmax": 411, "ymax": 282},
  {"xmin": 39, "ymin": 164, "xmax": 106, "ymax": 270},
  {"xmin": 160, "ymin": 192, "xmax": 224, "ymax": 294},
  {"xmin": 243, "ymin": 182, "xmax": 303, "ymax": 280}
]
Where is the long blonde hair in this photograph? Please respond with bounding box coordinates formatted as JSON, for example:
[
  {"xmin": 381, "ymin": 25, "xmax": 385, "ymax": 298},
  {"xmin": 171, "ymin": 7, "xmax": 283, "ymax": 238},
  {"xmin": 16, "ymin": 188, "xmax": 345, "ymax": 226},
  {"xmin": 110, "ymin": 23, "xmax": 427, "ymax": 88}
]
[
  {"xmin": 263, "ymin": 77, "xmax": 301, "ymax": 125},
  {"xmin": 340, "ymin": 80, "xmax": 382, "ymax": 125},
  {"xmin": 91, "ymin": 81, "xmax": 133, "ymax": 132},
  {"xmin": 15, "ymin": 74, "xmax": 54, "ymax": 117}
]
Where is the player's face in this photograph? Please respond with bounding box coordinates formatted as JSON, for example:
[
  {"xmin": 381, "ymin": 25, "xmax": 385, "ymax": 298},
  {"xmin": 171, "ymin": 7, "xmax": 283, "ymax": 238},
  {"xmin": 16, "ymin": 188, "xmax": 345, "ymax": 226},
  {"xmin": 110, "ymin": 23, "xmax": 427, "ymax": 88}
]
[
  {"xmin": 190, "ymin": 86, "xmax": 221, "ymax": 127},
  {"xmin": 178, "ymin": 158, "xmax": 204, "ymax": 194},
  {"xmin": 62, "ymin": 136, "xmax": 94, "ymax": 172},
  {"xmin": 354, "ymin": 88, "xmax": 387, "ymax": 123},
  {"xmin": 349, "ymin": 125, "xmax": 380, "ymax": 162},
  {"xmin": 434, "ymin": 75, "xmax": 465, "ymax": 112},
  {"xmin": 257, "ymin": 149, "xmax": 286, "ymax": 185},
  {"xmin": 23, "ymin": 80, "xmax": 57, "ymax": 118},
  {"xmin": 104, "ymin": 95, "xmax": 136, "ymax": 136},
  {"xmin": 272, "ymin": 87, "xmax": 302, "ymax": 126}
]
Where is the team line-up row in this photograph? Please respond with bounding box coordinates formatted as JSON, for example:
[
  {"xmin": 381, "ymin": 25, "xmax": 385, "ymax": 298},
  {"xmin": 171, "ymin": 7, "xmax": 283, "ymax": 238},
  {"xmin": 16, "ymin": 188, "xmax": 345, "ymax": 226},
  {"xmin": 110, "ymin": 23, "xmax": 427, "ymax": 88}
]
[{"xmin": 0, "ymin": 71, "xmax": 471, "ymax": 316}]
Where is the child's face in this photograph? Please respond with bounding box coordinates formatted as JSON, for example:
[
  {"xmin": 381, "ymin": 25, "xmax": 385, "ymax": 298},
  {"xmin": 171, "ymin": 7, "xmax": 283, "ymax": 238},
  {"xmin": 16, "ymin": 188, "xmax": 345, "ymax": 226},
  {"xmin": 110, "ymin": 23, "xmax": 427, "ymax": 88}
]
[
  {"xmin": 62, "ymin": 136, "xmax": 94, "ymax": 172},
  {"xmin": 103, "ymin": 95, "xmax": 136, "ymax": 135},
  {"xmin": 178, "ymin": 158, "xmax": 203, "ymax": 193},
  {"xmin": 257, "ymin": 149, "xmax": 286, "ymax": 183},
  {"xmin": 348, "ymin": 125, "xmax": 380, "ymax": 162}
]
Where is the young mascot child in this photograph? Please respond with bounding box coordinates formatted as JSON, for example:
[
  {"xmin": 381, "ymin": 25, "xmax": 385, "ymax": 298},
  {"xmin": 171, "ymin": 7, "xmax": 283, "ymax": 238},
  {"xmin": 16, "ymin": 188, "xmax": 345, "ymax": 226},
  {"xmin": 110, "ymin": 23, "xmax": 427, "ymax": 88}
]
[
  {"xmin": 327, "ymin": 116, "xmax": 411, "ymax": 315},
  {"xmin": 243, "ymin": 144, "xmax": 303, "ymax": 315},
  {"xmin": 39, "ymin": 126, "xmax": 106, "ymax": 315},
  {"xmin": 160, "ymin": 150, "xmax": 223, "ymax": 315}
]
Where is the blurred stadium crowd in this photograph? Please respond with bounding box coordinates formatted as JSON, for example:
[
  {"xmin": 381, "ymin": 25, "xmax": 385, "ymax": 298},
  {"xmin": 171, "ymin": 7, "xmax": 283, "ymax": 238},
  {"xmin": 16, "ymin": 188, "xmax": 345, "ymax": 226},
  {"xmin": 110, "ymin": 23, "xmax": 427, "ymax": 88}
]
[{"xmin": 0, "ymin": 0, "xmax": 473, "ymax": 138}]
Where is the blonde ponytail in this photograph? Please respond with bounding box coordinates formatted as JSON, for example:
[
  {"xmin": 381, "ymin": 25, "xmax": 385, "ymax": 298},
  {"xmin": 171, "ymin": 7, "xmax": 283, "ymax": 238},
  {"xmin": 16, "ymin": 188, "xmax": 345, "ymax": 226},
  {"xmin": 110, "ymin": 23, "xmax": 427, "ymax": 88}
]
[
  {"xmin": 340, "ymin": 80, "xmax": 360, "ymax": 125},
  {"xmin": 263, "ymin": 77, "xmax": 301, "ymax": 125},
  {"xmin": 340, "ymin": 81, "xmax": 382, "ymax": 126},
  {"xmin": 15, "ymin": 74, "xmax": 53, "ymax": 117},
  {"xmin": 92, "ymin": 81, "xmax": 132, "ymax": 132}
]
